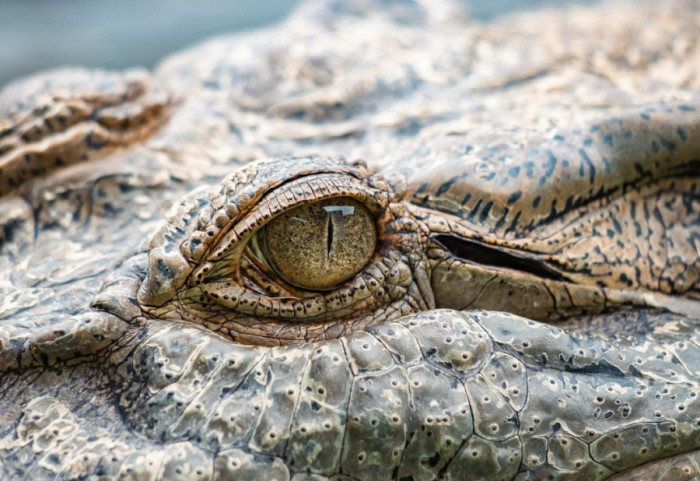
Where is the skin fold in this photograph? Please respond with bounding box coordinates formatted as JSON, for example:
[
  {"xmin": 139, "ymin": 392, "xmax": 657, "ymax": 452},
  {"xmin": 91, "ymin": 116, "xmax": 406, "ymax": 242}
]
[{"xmin": 1, "ymin": 0, "xmax": 700, "ymax": 480}]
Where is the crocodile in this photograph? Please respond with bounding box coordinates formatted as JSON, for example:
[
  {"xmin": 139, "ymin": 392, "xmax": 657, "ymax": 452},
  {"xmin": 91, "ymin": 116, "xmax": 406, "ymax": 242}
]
[{"xmin": 1, "ymin": 0, "xmax": 700, "ymax": 479}]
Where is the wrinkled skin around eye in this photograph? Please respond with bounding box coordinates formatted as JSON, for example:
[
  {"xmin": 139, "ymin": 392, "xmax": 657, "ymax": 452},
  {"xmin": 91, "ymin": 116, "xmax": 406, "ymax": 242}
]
[
  {"xmin": 258, "ymin": 197, "xmax": 377, "ymax": 291},
  {"xmin": 123, "ymin": 156, "xmax": 434, "ymax": 346}
]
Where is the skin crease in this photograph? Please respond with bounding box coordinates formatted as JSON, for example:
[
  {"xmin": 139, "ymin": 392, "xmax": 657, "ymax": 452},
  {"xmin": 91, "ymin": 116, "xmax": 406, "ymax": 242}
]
[{"xmin": 1, "ymin": 0, "xmax": 700, "ymax": 480}]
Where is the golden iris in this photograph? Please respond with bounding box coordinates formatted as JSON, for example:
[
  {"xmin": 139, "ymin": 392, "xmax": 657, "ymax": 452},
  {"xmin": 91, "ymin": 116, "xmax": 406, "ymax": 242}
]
[{"xmin": 260, "ymin": 197, "xmax": 376, "ymax": 290}]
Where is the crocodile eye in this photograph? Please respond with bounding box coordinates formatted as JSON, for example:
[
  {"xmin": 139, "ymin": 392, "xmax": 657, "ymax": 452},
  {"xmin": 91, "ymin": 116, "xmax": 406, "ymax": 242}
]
[
  {"xmin": 134, "ymin": 158, "xmax": 427, "ymax": 345},
  {"xmin": 259, "ymin": 197, "xmax": 376, "ymax": 290}
]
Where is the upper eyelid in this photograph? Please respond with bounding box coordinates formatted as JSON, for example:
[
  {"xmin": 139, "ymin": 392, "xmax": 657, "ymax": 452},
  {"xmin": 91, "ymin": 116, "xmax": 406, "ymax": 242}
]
[{"xmin": 182, "ymin": 161, "xmax": 377, "ymax": 265}]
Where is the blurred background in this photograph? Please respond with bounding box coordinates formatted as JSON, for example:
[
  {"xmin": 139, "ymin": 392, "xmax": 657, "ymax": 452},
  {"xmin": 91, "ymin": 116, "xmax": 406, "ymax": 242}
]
[{"xmin": 0, "ymin": 0, "xmax": 599, "ymax": 89}]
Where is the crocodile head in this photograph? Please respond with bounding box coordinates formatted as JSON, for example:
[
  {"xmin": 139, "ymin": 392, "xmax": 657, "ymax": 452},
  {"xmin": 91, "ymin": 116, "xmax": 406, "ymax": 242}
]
[{"xmin": 1, "ymin": 1, "xmax": 700, "ymax": 480}]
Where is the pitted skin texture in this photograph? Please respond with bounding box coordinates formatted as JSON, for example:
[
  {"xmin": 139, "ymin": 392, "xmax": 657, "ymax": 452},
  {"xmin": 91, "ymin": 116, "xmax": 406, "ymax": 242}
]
[{"xmin": 1, "ymin": 0, "xmax": 700, "ymax": 480}]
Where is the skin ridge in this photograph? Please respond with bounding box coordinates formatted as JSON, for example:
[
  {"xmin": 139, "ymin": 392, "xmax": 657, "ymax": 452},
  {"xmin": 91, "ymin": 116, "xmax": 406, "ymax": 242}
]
[{"xmin": 0, "ymin": 69, "xmax": 172, "ymax": 197}]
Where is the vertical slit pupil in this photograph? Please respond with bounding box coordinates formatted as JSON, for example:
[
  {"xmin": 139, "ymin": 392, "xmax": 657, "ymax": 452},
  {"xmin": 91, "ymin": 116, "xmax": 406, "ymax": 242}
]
[{"xmin": 327, "ymin": 214, "xmax": 334, "ymax": 258}]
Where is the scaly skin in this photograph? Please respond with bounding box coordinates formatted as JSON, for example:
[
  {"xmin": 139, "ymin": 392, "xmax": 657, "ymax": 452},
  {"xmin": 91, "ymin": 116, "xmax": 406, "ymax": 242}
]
[{"xmin": 1, "ymin": 0, "xmax": 700, "ymax": 480}]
